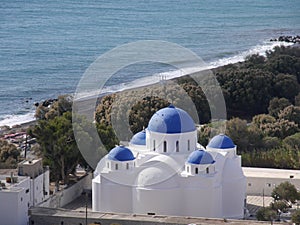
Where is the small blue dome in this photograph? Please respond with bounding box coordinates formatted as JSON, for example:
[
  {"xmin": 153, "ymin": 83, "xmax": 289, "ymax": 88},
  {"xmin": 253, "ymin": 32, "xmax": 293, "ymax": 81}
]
[
  {"xmin": 130, "ymin": 130, "xmax": 146, "ymax": 145},
  {"xmin": 207, "ymin": 134, "xmax": 235, "ymax": 149},
  {"xmin": 148, "ymin": 105, "xmax": 196, "ymax": 134},
  {"xmin": 187, "ymin": 150, "xmax": 215, "ymax": 165},
  {"xmin": 108, "ymin": 146, "xmax": 135, "ymax": 161}
]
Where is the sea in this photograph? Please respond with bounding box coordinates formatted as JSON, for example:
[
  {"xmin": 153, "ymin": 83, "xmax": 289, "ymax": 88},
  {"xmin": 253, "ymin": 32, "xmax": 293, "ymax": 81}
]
[{"xmin": 0, "ymin": 0, "xmax": 299, "ymax": 127}]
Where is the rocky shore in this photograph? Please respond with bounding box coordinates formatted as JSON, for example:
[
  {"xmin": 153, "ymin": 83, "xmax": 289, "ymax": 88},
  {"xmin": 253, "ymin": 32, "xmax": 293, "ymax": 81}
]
[
  {"xmin": 1, "ymin": 35, "xmax": 299, "ymax": 135},
  {"xmin": 34, "ymin": 98, "xmax": 58, "ymax": 107},
  {"xmin": 270, "ymin": 35, "xmax": 300, "ymax": 44}
]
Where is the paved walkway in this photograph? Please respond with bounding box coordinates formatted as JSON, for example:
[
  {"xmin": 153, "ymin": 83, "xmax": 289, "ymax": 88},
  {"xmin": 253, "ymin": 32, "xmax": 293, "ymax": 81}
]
[
  {"xmin": 63, "ymin": 193, "xmax": 92, "ymax": 212},
  {"xmin": 246, "ymin": 195, "xmax": 273, "ymax": 216},
  {"xmin": 64, "ymin": 194, "xmax": 274, "ymax": 218}
]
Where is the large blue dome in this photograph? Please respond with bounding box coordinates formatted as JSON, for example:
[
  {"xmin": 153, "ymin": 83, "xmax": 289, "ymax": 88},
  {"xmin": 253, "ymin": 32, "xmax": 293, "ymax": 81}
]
[
  {"xmin": 187, "ymin": 150, "xmax": 215, "ymax": 165},
  {"xmin": 207, "ymin": 134, "xmax": 235, "ymax": 149},
  {"xmin": 108, "ymin": 146, "xmax": 135, "ymax": 161},
  {"xmin": 147, "ymin": 105, "xmax": 196, "ymax": 134},
  {"xmin": 130, "ymin": 130, "xmax": 146, "ymax": 145}
]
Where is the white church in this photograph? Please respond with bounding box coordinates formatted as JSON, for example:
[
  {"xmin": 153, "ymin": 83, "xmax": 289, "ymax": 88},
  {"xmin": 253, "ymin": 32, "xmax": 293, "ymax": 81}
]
[{"xmin": 92, "ymin": 105, "xmax": 246, "ymax": 219}]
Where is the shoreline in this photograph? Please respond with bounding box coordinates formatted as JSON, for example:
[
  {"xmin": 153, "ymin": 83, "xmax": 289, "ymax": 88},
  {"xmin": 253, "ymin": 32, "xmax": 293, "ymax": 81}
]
[{"xmin": 0, "ymin": 37, "xmax": 297, "ymax": 130}]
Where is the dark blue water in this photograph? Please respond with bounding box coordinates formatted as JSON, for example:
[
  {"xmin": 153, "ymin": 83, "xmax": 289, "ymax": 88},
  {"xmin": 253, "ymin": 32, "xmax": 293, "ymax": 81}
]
[{"xmin": 0, "ymin": 0, "xmax": 299, "ymax": 126}]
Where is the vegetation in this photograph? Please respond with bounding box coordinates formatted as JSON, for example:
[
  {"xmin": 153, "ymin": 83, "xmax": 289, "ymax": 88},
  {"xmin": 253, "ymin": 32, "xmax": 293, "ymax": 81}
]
[
  {"xmin": 292, "ymin": 209, "xmax": 300, "ymax": 225},
  {"xmin": 128, "ymin": 96, "xmax": 170, "ymax": 134},
  {"xmin": 257, "ymin": 182, "xmax": 300, "ymax": 222},
  {"xmin": 31, "ymin": 95, "xmax": 119, "ymax": 185},
  {"xmin": 27, "ymin": 45, "xmax": 300, "ymax": 185},
  {"xmin": 271, "ymin": 181, "xmax": 299, "ymax": 206},
  {"xmin": 215, "ymin": 46, "xmax": 300, "ymax": 118},
  {"xmin": 93, "ymin": 46, "xmax": 300, "ymax": 170},
  {"xmin": 268, "ymin": 97, "xmax": 291, "ymax": 118},
  {"xmin": 0, "ymin": 139, "xmax": 19, "ymax": 168},
  {"xmin": 256, "ymin": 206, "xmax": 277, "ymax": 222},
  {"xmin": 31, "ymin": 111, "xmax": 86, "ymax": 185}
]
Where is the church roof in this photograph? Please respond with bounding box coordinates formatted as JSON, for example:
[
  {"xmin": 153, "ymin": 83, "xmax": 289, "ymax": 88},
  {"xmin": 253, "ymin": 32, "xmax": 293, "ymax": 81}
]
[
  {"xmin": 108, "ymin": 146, "xmax": 135, "ymax": 161},
  {"xmin": 187, "ymin": 150, "xmax": 215, "ymax": 165},
  {"xmin": 130, "ymin": 130, "xmax": 146, "ymax": 145},
  {"xmin": 207, "ymin": 134, "xmax": 235, "ymax": 149},
  {"xmin": 147, "ymin": 105, "xmax": 196, "ymax": 134}
]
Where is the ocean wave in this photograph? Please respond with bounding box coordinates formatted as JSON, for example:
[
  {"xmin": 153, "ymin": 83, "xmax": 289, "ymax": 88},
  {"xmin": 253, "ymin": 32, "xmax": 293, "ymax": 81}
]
[
  {"xmin": 76, "ymin": 40, "xmax": 293, "ymax": 101},
  {"xmin": 0, "ymin": 112, "xmax": 35, "ymax": 128},
  {"xmin": 208, "ymin": 41, "xmax": 293, "ymax": 68},
  {"xmin": 1, "ymin": 41, "xmax": 294, "ymax": 127}
]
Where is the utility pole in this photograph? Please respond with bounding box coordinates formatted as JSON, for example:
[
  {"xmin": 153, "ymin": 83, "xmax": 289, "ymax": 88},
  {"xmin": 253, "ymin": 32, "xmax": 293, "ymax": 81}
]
[
  {"xmin": 24, "ymin": 133, "xmax": 28, "ymax": 159},
  {"xmin": 85, "ymin": 191, "xmax": 88, "ymax": 225},
  {"xmin": 263, "ymin": 188, "xmax": 265, "ymax": 208}
]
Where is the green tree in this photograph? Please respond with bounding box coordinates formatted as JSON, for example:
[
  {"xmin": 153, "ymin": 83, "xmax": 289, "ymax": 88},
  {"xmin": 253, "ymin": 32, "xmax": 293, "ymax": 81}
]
[
  {"xmin": 35, "ymin": 95, "xmax": 73, "ymax": 120},
  {"xmin": 272, "ymin": 181, "xmax": 299, "ymax": 205},
  {"xmin": 198, "ymin": 125, "xmax": 211, "ymax": 147},
  {"xmin": 95, "ymin": 94, "xmax": 116, "ymax": 125},
  {"xmin": 270, "ymin": 200, "xmax": 289, "ymax": 214},
  {"xmin": 292, "ymin": 209, "xmax": 300, "ymax": 225},
  {"xmin": 197, "ymin": 125, "xmax": 220, "ymax": 147},
  {"xmin": 247, "ymin": 124, "xmax": 265, "ymax": 150},
  {"xmin": 266, "ymin": 54, "xmax": 300, "ymax": 81},
  {"xmin": 0, "ymin": 139, "xmax": 19, "ymax": 168},
  {"xmin": 244, "ymin": 54, "xmax": 266, "ymax": 69},
  {"xmin": 268, "ymin": 97, "xmax": 291, "ymax": 118},
  {"xmin": 266, "ymin": 46, "xmax": 300, "ymax": 81},
  {"xmin": 96, "ymin": 123, "xmax": 119, "ymax": 150},
  {"xmin": 225, "ymin": 118, "xmax": 248, "ymax": 151},
  {"xmin": 128, "ymin": 96, "xmax": 169, "ymax": 134},
  {"xmin": 283, "ymin": 132, "xmax": 300, "ymax": 150},
  {"xmin": 226, "ymin": 117, "xmax": 263, "ymax": 152},
  {"xmin": 256, "ymin": 206, "xmax": 277, "ymax": 222},
  {"xmin": 253, "ymin": 114, "xmax": 298, "ymax": 139},
  {"xmin": 262, "ymin": 136, "xmax": 281, "ymax": 150},
  {"xmin": 295, "ymin": 93, "xmax": 300, "ymax": 106},
  {"xmin": 252, "ymin": 114, "xmax": 276, "ymax": 129},
  {"xmin": 278, "ymin": 105, "xmax": 300, "ymax": 126},
  {"xmin": 32, "ymin": 112, "xmax": 86, "ymax": 185},
  {"xmin": 273, "ymin": 74, "xmax": 299, "ymax": 102},
  {"xmin": 267, "ymin": 119, "xmax": 299, "ymax": 139},
  {"xmin": 216, "ymin": 68, "xmax": 275, "ymax": 116},
  {"xmin": 180, "ymin": 81, "xmax": 211, "ymax": 123}
]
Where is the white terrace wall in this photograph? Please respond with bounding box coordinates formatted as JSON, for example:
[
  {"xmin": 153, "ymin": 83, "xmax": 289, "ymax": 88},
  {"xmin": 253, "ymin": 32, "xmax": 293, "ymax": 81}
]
[
  {"xmin": 246, "ymin": 176, "xmax": 300, "ymax": 196},
  {"xmin": 39, "ymin": 173, "xmax": 92, "ymax": 208}
]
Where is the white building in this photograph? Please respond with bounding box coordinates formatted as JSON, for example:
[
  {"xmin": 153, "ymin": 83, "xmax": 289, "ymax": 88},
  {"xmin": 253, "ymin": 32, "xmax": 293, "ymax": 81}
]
[
  {"xmin": 93, "ymin": 105, "xmax": 246, "ymax": 219},
  {"xmin": 0, "ymin": 174, "xmax": 30, "ymax": 225},
  {"xmin": 0, "ymin": 159, "xmax": 50, "ymax": 225},
  {"xmin": 243, "ymin": 167, "xmax": 300, "ymax": 196},
  {"xmin": 17, "ymin": 159, "xmax": 50, "ymax": 206}
]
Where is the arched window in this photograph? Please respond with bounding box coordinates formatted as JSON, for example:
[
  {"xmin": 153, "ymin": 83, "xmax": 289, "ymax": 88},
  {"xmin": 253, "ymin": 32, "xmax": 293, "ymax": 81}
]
[
  {"xmin": 163, "ymin": 141, "xmax": 167, "ymax": 152},
  {"xmin": 188, "ymin": 140, "xmax": 190, "ymax": 151},
  {"xmin": 176, "ymin": 141, "xmax": 179, "ymax": 152},
  {"xmin": 195, "ymin": 167, "xmax": 198, "ymax": 174},
  {"xmin": 126, "ymin": 163, "xmax": 129, "ymax": 170},
  {"xmin": 187, "ymin": 166, "xmax": 189, "ymax": 173},
  {"xmin": 115, "ymin": 164, "xmax": 118, "ymax": 170},
  {"xmin": 206, "ymin": 167, "xmax": 209, "ymax": 174},
  {"xmin": 153, "ymin": 140, "xmax": 156, "ymax": 151},
  {"xmin": 107, "ymin": 162, "xmax": 109, "ymax": 169}
]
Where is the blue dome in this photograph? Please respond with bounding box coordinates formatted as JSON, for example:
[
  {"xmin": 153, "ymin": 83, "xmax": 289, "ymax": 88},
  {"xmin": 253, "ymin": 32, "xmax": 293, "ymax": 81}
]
[
  {"xmin": 130, "ymin": 130, "xmax": 146, "ymax": 145},
  {"xmin": 148, "ymin": 105, "xmax": 196, "ymax": 134},
  {"xmin": 207, "ymin": 134, "xmax": 235, "ymax": 149},
  {"xmin": 187, "ymin": 150, "xmax": 215, "ymax": 165},
  {"xmin": 108, "ymin": 146, "xmax": 135, "ymax": 161}
]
